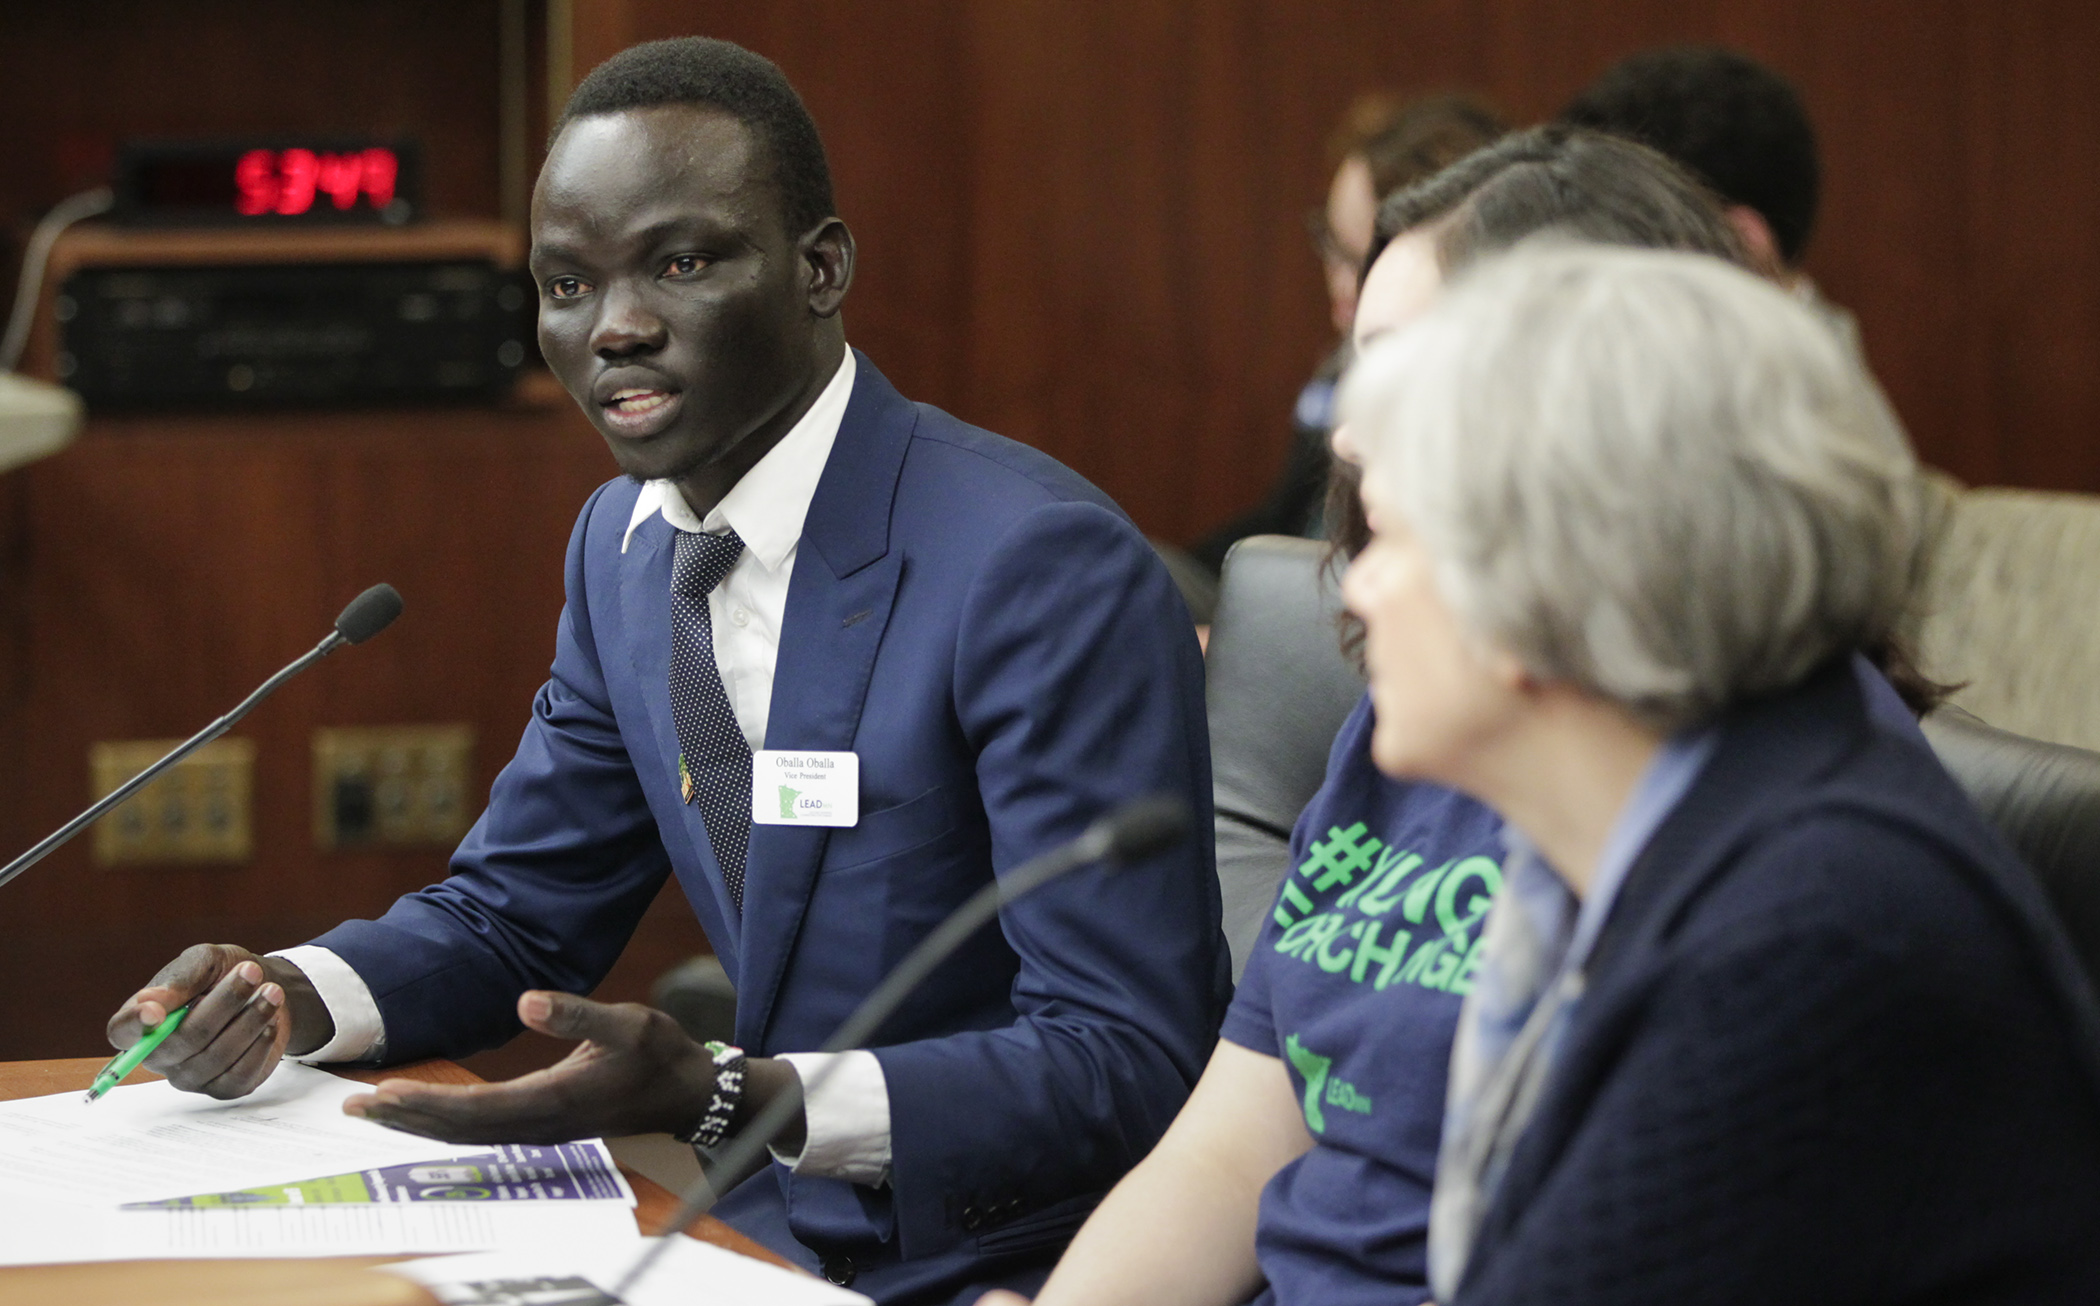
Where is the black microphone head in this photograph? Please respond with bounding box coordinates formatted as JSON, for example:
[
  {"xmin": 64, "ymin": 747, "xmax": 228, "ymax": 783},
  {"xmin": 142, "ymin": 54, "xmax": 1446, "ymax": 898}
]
[
  {"xmin": 335, "ymin": 584, "xmax": 404, "ymax": 645},
  {"xmin": 1097, "ymin": 795, "xmax": 1193, "ymax": 864}
]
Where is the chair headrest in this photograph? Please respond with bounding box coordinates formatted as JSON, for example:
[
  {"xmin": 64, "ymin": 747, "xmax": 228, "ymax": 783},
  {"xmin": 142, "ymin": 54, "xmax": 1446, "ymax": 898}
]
[
  {"xmin": 1924, "ymin": 705, "xmax": 2100, "ymax": 989},
  {"xmin": 1206, "ymin": 536, "xmax": 1366, "ymax": 836}
]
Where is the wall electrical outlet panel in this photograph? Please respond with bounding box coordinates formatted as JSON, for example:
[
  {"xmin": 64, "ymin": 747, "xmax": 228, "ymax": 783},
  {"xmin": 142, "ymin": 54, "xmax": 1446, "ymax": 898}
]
[
  {"xmin": 90, "ymin": 737, "xmax": 256, "ymax": 866},
  {"xmin": 312, "ymin": 725, "xmax": 474, "ymax": 851}
]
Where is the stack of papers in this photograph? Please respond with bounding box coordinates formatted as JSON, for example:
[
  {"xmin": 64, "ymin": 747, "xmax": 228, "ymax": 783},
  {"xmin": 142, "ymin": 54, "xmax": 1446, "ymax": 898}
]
[
  {"xmin": 127, "ymin": 1139, "xmax": 632, "ymax": 1208},
  {"xmin": 386, "ymin": 1235, "xmax": 872, "ymax": 1306},
  {"xmin": 0, "ymin": 1063, "xmax": 639, "ymax": 1265}
]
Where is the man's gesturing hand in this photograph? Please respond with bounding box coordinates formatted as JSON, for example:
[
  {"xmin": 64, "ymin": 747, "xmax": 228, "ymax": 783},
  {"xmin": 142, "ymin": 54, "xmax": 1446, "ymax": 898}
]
[
  {"xmin": 342, "ymin": 990, "xmax": 805, "ymax": 1148},
  {"xmin": 106, "ymin": 944, "xmax": 334, "ymax": 1100}
]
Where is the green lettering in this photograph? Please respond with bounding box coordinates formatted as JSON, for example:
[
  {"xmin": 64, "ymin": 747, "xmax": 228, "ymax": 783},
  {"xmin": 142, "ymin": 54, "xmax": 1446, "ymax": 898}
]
[
  {"xmin": 1296, "ymin": 913, "xmax": 1346, "ymax": 962},
  {"xmin": 1400, "ymin": 860, "xmax": 1454, "ymax": 924},
  {"xmin": 1352, "ymin": 851, "xmax": 1423, "ymax": 916},
  {"xmin": 1273, "ymin": 912, "xmax": 1324, "ymax": 958},
  {"xmin": 1272, "ymin": 879, "xmax": 1315, "ymax": 929},
  {"xmin": 1299, "ymin": 822, "xmax": 1383, "ymax": 893},
  {"xmin": 1397, "ymin": 935, "xmax": 1446, "ymax": 985},
  {"xmin": 1276, "ymin": 912, "xmax": 1344, "ymax": 961},
  {"xmin": 1335, "ymin": 845, "xmax": 1391, "ymax": 910},
  {"xmin": 1446, "ymin": 935, "xmax": 1488, "ymax": 996},
  {"xmin": 1434, "ymin": 856, "xmax": 1504, "ymax": 935},
  {"xmin": 1351, "ymin": 921, "xmax": 1413, "ymax": 988},
  {"xmin": 1315, "ymin": 919, "xmax": 1362, "ymax": 974},
  {"xmin": 1325, "ymin": 1078, "xmax": 1374, "ymax": 1115}
]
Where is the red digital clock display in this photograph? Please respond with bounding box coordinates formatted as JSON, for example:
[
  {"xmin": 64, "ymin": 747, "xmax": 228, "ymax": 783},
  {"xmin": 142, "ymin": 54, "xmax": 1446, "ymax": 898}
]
[
  {"xmin": 116, "ymin": 138, "xmax": 421, "ymax": 227},
  {"xmin": 234, "ymin": 147, "xmax": 398, "ymax": 216}
]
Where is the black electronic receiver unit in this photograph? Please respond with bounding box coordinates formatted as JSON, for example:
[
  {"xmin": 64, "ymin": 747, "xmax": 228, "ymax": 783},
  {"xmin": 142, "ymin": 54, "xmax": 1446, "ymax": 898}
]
[
  {"xmin": 57, "ymin": 260, "xmax": 529, "ymax": 408},
  {"xmin": 34, "ymin": 221, "xmax": 534, "ymax": 411}
]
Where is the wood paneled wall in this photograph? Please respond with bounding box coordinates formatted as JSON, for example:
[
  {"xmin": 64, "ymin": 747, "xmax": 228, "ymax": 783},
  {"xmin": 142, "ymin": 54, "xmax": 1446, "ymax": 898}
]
[
  {"xmin": 0, "ymin": 1, "xmax": 2096, "ymax": 1064},
  {"xmin": 580, "ymin": 0, "xmax": 2100, "ymax": 529},
  {"xmin": 0, "ymin": 1, "xmax": 507, "ymax": 226}
]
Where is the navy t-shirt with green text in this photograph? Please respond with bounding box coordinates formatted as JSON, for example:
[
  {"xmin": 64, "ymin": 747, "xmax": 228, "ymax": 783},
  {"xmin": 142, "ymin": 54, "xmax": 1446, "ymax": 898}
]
[{"xmin": 1219, "ymin": 693, "xmax": 1504, "ymax": 1306}]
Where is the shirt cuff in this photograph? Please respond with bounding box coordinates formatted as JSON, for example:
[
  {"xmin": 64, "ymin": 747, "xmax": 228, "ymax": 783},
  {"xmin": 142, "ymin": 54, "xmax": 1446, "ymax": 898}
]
[
  {"xmin": 269, "ymin": 945, "xmax": 386, "ymax": 1064},
  {"xmin": 771, "ymin": 1050, "xmax": 892, "ymax": 1187}
]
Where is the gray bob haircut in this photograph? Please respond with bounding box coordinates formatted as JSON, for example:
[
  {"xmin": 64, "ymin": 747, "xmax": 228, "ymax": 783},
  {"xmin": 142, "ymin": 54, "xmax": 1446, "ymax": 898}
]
[{"xmin": 1342, "ymin": 242, "xmax": 1922, "ymax": 731}]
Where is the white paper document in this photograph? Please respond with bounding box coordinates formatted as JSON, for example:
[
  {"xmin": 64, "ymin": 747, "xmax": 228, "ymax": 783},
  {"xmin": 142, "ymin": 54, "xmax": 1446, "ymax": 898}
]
[
  {"xmin": 0, "ymin": 1061, "xmax": 466, "ymax": 1206},
  {"xmin": 0, "ymin": 1197, "xmax": 642, "ymax": 1263},
  {"xmin": 0, "ymin": 1062, "xmax": 645, "ymax": 1267},
  {"xmin": 385, "ymin": 1234, "xmax": 873, "ymax": 1306}
]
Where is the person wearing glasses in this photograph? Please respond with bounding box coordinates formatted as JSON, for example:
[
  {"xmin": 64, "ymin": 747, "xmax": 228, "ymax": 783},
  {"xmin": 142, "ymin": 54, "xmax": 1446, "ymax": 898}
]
[{"xmin": 1188, "ymin": 94, "xmax": 1502, "ymax": 574}]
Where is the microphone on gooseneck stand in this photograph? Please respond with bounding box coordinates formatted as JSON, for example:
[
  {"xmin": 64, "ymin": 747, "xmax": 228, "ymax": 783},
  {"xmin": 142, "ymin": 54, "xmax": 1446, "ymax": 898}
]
[
  {"xmin": 0, "ymin": 583, "xmax": 405, "ymax": 893},
  {"xmin": 612, "ymin": 794, "xmax": 1194, "ymax": 1295}
]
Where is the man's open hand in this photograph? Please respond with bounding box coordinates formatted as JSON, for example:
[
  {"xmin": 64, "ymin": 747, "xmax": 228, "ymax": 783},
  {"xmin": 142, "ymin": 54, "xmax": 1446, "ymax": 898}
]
[
  {"xmin": 341, "ymin": 990, "xmax": 764, "ymax": 1145},
  {"xmin": 106, "ymin": 944, "xmax": 332, "ymax": 1099}
]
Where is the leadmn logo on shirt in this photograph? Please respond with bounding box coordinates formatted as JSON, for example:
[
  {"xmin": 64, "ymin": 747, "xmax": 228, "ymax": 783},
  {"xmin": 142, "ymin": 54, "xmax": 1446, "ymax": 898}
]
[
  {"xmin": 1271, "ymin": 822, "xmax": 1503, "ymax": 996},
  {"xmin": 1283, "ymin": 1034, "xmax": 1374, "ymax": 1133}
]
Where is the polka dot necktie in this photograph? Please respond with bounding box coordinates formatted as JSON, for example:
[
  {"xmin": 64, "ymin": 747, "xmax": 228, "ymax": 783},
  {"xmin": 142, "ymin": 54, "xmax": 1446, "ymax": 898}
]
[{"xmin": 669, "ymin": 528, "xmax": 752, "ymax": 910}]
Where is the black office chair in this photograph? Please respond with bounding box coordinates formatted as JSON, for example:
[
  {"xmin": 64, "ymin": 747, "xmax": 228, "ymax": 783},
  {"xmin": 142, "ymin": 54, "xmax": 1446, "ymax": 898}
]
[
  {"xmin": 1151, "ymin": 538, "xmax": 1220, "ymax": 626},
  {"xmin": 1922, "ymin": 705, "xmax": 2100, "ymax": 989},
  {"xmin": 1205, "ymin": 536, "xmax": 1364, "ymax": 978}
]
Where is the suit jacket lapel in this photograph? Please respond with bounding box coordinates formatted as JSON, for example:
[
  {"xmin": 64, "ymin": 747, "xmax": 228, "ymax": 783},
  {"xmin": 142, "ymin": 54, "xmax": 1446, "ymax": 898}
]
[{"xmin": 736, "ymin": 353, "xmax": 917, "ymax": 1050}]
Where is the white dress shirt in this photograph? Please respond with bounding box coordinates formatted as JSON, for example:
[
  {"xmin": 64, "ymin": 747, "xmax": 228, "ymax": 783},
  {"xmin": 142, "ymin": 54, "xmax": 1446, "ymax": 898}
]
[{"xmin": 277, "ymin": 349, "xmax": 893, "ymax": 1186}]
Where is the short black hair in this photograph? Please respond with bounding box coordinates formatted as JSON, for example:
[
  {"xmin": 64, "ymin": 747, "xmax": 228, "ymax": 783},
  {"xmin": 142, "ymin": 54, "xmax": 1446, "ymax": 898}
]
[
  {"xmin": 557, "ymin": 37, "xmax": 837, "ymax": 236},
  {"xmin": 1368, "ymin": 125, "xmax": 1745, "ymax": 274},
  {"xmin": 1560, "ymin": 46, "xmax": 1820, "ymax": 263}
]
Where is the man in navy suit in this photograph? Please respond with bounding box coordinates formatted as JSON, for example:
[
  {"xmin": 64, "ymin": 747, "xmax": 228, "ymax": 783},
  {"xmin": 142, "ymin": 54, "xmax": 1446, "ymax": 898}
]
[{"xmin": 107, "ymin": 37, "xmax": 1226, "ymax": 1302}]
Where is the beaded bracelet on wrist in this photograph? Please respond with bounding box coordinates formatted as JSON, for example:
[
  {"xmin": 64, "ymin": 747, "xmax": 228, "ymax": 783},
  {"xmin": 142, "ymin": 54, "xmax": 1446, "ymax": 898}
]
[{"xmin": 677, "ymin": 1040, "xmax": 747, "ymax": 1150}]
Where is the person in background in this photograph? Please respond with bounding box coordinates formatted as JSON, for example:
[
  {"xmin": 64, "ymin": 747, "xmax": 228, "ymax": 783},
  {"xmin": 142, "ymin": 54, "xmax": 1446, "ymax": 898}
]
[
  {"xmin": 987, "ymin": 129, "xmax": 1757, "ymax": 1306},
  {"xmin": 1352, "ymin": 242, "xmax": 2100, "ymax": 1304},
  {"xmin": 1325, "ymin": 106, "xmax": 1948, "ymax": 710},
  {"xmin": 1560, "ymin": 45, "xmax": 1859, "ymax": 347},
  {"xmin": 1189, "ymin": 93, "xmax": 1502, "ymax": 574}
]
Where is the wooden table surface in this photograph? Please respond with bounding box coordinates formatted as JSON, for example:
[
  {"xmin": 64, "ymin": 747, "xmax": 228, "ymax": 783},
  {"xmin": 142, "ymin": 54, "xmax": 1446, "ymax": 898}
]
[{"xmin": 0, "ymin": 1055, "xmax": 795, "ymax": 1306}]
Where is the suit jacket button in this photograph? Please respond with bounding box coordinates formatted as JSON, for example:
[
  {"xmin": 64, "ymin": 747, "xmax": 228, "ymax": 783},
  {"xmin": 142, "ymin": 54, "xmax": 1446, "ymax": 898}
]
[
  {"xmin": 821, "ymin": 1254, "xmax": 857, "ymax": 1287},
  {"xmin": 961, "ymin": 1206, "xmax": 984, "ymax": 1231}
]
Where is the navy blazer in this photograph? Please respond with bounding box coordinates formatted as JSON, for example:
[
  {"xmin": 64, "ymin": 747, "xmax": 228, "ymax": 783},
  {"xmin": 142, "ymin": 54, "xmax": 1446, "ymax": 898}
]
[
  {"xmin": 313, "ymin": 355, "xmax": 1229, "ymax": 1300},
  {"xmin": 1455, "ymin": 662, "xmax": 2100, "ymax": 1304}
]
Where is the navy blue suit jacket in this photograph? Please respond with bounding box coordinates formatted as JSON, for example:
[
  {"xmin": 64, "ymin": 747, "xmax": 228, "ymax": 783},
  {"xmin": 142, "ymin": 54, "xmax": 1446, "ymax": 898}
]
[
  {"xmin": 313, "ymin": 355, "xmax": 1229, "ymax": 1300},
  {"xmin": 1455, "ymin": 663, "xmax": 2100, "ymax": 1303}
]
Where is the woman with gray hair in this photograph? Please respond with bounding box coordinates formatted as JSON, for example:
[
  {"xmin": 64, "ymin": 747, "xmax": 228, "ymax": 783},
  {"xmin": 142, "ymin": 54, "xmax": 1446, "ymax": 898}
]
[
  {"xmin": 994, "ymin": 130, "xmax": 1856, "ymax": 1306},
  {"xmin": 1339, "ymin": 242, "xmax": 2100, "ymax": 1303}
]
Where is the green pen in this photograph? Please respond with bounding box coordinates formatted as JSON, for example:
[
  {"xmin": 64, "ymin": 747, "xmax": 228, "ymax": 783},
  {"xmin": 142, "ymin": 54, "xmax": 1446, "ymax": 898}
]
[{"xmin": 84, "ymin": 1005, "xmax": 189, "ymax": 1103}]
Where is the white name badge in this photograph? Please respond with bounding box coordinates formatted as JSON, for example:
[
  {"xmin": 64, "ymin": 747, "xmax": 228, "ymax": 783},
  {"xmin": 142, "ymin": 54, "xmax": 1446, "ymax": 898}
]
[{"xmin": 751, "ymin": 750, "xmax": 860, "ymax": 827}]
